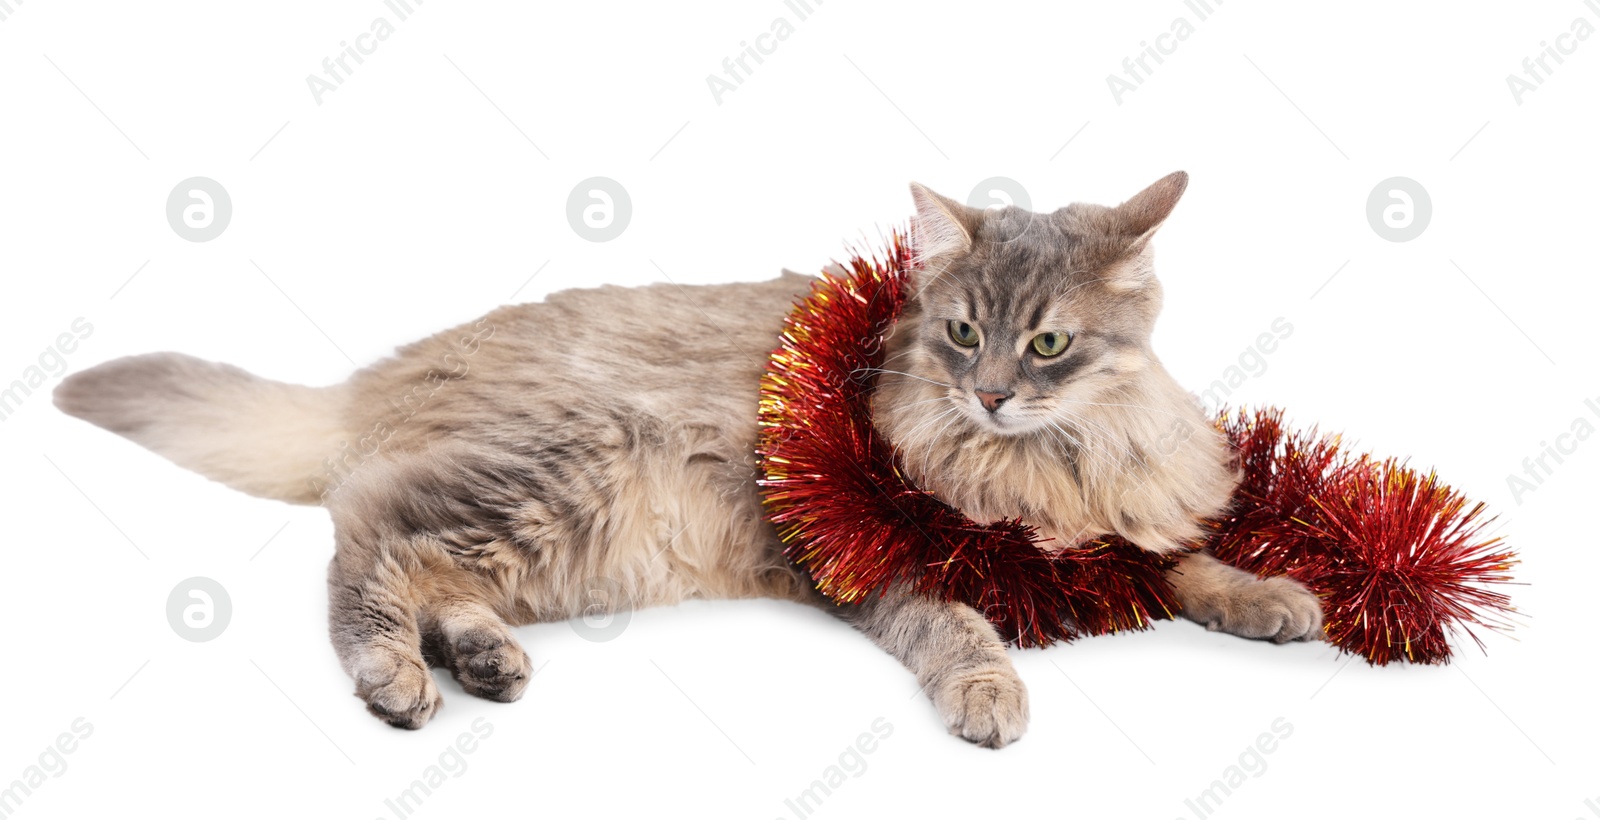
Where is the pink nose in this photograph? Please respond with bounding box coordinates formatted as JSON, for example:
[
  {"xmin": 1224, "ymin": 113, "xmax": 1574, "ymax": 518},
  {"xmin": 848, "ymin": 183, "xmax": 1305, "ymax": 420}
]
[{"xmin": 975, "ymin": 390, "xmax": 1012, "ymax": 412}]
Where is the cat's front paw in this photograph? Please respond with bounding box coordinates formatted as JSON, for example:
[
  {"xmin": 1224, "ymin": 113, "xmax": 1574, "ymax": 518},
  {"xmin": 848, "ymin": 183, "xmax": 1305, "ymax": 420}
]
[
  {"xmin": 1200, "ymin": 576, "xmax": 1324, "ymax": 643},
  {"xmin": 933, "ymin": 665, "xmax": 1029, "ymax": 749}
]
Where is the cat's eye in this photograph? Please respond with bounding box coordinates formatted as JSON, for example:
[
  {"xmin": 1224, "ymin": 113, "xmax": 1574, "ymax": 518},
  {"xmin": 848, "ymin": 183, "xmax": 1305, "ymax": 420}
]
[
  {"xmin": 1031, "ymin": 331, "xmax": 1071, "ymax": 357},
  {"xmin": 948, "ymin": 320, "xmax": 980, "ymax": 347}
]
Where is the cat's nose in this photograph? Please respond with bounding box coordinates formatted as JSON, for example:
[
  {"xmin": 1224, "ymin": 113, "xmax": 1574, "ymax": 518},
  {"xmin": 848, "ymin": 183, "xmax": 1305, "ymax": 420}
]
[{"xmin": 975, "ymin": 389, "xmax": 1013, "ymax": 412}]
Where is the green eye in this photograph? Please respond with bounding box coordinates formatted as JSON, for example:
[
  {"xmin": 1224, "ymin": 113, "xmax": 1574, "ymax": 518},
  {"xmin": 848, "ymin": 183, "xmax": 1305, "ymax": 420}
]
[
  {"xmin": 1031, "ymin": 331, "xmax": 1071, "ymax": 357},
  {"xmin": 948, "ymin": 320, "xmax": 980, "ymax": 347}
]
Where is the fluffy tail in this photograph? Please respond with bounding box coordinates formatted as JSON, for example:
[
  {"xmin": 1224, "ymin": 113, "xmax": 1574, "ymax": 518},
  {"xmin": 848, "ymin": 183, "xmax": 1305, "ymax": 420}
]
[{"xmin": 53, "ymin": 353, "xmax": 350, "ymax": 505}]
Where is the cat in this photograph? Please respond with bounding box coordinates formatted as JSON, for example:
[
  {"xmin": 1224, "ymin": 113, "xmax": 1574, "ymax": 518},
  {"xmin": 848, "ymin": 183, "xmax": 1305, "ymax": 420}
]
[{"xmin": 53, "ymin": 171, "xmax": 1322, "ymax": 749}]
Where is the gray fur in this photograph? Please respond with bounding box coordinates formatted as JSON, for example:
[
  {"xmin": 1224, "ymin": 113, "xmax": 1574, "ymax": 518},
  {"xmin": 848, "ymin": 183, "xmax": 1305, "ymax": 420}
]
[
  {"xmin": 840, "ymin": 589, "xmax": 1028, "ymax": 748},
  {"xmin": 53, "ymin": 174, "xmax": 1322, "ymax": 748}
]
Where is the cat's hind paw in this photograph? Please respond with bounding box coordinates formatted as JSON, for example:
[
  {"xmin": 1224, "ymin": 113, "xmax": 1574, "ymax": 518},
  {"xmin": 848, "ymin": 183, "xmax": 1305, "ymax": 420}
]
[
  {"xmin": 357, "ymin": 661, "xmax": 443, "ymax": 730},
  {"xmin": 446, "ymin": 628, "xmax": 533, "ymax": 703}
]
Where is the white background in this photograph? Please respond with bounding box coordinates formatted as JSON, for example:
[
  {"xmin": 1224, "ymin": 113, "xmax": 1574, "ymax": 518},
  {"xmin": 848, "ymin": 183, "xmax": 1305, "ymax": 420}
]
[{"xmin": 2, "ymin": 1, "xmax": 1596, "ymax": 817}]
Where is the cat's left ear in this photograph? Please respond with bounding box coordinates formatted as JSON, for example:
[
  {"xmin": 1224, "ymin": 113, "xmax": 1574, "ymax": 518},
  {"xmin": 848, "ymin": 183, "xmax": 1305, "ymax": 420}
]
[
  {"xmin": 1114, "ymin": 170, "xmax": 1188, "ymax": 249},
  {"xmin": 1099, "ymin": 171, "xmax": 1187, "ymax": 291}
]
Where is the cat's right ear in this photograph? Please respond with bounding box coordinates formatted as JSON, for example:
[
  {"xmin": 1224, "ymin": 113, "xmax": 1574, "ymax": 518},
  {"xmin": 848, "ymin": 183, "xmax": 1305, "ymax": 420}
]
[{"xmin": 909, "ymin": 183, "xmax": 982, "ymax": 265}]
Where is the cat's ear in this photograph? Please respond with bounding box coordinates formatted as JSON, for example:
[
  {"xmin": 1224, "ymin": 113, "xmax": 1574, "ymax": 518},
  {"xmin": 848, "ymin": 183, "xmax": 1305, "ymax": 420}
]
[
  {"xmin": 909, "ymin": 183, "xmax": 983, "ymax": 264},
  {"xmin": 1113, "ymin": 170, "xmax": 1188, "ymax": 248},
  {"xmin": 1099, "ymin": 171, "xmax": 1187, "ymax": 291}
]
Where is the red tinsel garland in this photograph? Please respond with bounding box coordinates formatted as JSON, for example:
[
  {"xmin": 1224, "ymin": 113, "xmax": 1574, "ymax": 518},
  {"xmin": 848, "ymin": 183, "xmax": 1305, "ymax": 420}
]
[
  {"xmin": 1206, "ymin": 410, "xmax": 1519, "ymax": 664},
  {"xmin": 756, "ymin": 231, "xmax": 1519, "ymax": 663}
]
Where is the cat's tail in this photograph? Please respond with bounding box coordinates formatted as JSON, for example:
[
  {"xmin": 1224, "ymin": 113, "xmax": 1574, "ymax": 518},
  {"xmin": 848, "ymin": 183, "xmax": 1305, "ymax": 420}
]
[{"xmin": 53, "ymin": 353, "xmax": 350, "ymax": 505}]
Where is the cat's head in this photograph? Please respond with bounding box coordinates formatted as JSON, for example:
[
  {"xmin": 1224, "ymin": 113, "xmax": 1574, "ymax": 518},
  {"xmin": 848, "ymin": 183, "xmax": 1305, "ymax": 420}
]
[{"xmin": 888, "ymin": 172, "xmax": 1189, "ymax": 438}]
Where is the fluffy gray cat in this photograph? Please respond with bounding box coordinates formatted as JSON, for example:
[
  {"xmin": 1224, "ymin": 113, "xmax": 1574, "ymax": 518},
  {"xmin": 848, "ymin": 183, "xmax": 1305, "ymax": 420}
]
[{"xmin": 54, "ymin": 172, "xmax": 1321, "ymax": 749}]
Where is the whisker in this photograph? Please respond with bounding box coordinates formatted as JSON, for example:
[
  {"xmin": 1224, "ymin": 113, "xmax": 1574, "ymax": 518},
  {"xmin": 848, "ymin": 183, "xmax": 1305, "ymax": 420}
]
[
  {"xmin": 1042, "ymin": 412, "xmax": 1141, "ymax": 490},
  {"xmin": 894, "ymin": 404, "xmax": 962, "ymax": 470},
  {"xmin": 852, "ymin": 367, "xmax": 957, "ymax": 390},
  {"xmin": 1040, "ymin": 421, "xmax": 1082, "ymax": 460},
  {"xmin": 1055, "ymin": 409, "xmax": 1132, "ymax": 458},
  {"xmin": 897, "ymin": 395, "xmax": 958, "ymax": 411},
  {"xmin": 1041, "ymin": 420, "xmax": 1104, "ymax": 475},
  {"xmin": 1039, "ymin": 417, "xmax": 1140, "ymax": 493},
  {"xmin": 1055, "ymin": 398, "xmax": 1198, "ymax": 423},
  {"xmin": 1056, "ymin": 411, "xmax": 1140, "ymax": 478},
  {"xmin": 895, "ymin": 406, "xmax": 961, "ymax": 478},
  {"xmin": 920, "ymin": 408, "xmax": 968, "ymax": 481}
]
